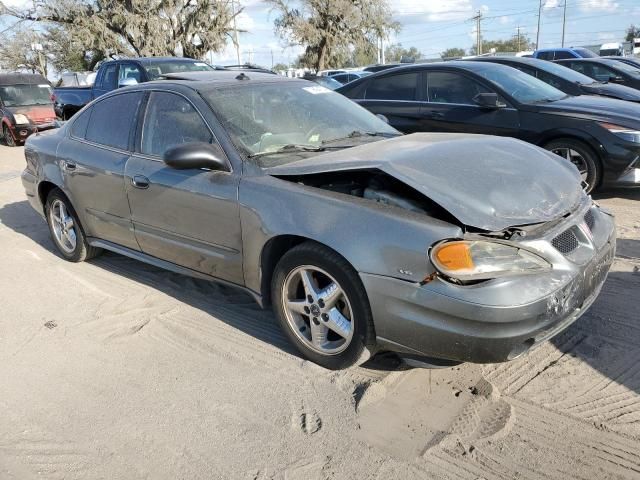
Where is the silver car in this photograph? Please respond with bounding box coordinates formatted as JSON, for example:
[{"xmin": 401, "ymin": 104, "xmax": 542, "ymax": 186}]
[{"xmin": 21, "ymin": 72, "xmax": 616, "ymax": 370}]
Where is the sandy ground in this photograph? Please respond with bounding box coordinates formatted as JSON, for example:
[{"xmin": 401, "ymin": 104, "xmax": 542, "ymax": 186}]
[{"xmin": 1, "ymin": 144, "xmax": 639, "ymax": 480}]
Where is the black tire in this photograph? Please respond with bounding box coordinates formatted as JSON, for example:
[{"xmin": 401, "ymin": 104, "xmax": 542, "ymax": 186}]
[
  {"xmin": 3, "ymin": 124, "xmax": 17, "ymax": 147},
  {"xmin": 44, "ymin": 189, "xmax": 102, "ymax": 262},
  {"xmin": 271, "ymin": 241, "xmax": 375, "ymax": 370},
  {"xmin": 544, "ymin": 138, "xmax": 601, "ymax": 193}
]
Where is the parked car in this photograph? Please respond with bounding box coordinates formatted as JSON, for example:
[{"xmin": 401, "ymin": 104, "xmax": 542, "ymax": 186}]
[
  {"xmin": 1, "ymin": 73, "xmax": 57, "ymax": 147},
  {"xmin": 21, "ymin": 71, "xmax": 615, "ymax": 369},
  {"xmin": 52, "ymin": 57, "xmax": 217, "ymax": 119},
  {"xmin": 337, "ymin": 61, "xmax": 640, "ymax": 192},
  {"xmin": 555, "ymin": 58, "xmax": 640, "ymax": 90},
  {"xmin": 533, "ymin": 47, "xmax": 599, "ymax": 60},
  {"xmin": 599, "ymin": 42, "xmax": 624, "ymax": 56},
  {"xmin": 601, "ymin": 56, "xmax": 640, "ymax": 70},
  {"xmin": 330, "ymin": 71, "xmax": 371, "ymax": 85},
  {"xmin": 302, "ymin": 75, "xmax": 343, "ymax": 90},
  {"xmin": 471, "ymin": 56, "xmax": 640, "ymax": 103},
  {"xmin": 317, "ymin": 69, "xmax": 347, "ymax": 77}
]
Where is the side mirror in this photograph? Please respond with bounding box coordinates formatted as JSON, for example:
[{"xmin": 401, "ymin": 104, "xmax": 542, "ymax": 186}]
[
  {"xmin": 376, "ymin": 113, "xmax": 390, "ymax": 124},
  {"xmin": 473, "ymin": 92, "xmax": 504, "ymax": 109},
  {"xmin": 163, "ymin": 142, "xmax": 230, "ymax": 171},
  {"xmin": 609, "ymin": 75, "xmax": 624, "ymax": 84},
  {"xmin": 118, "ymin": 77, "xmax": 138, "ymax": 88}
]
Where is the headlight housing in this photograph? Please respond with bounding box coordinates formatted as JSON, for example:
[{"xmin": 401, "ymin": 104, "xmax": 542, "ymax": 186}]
[
  {"xmin": 13, "ymin": 113, "xmax": 30, "ymax": 125},
  {"xmin": 598, "ymin": 122, "xmax": 640, "ymax": 143},
  {"xmin": 430, "ymin": 240, "xmax": 551, "ymax": 282}
]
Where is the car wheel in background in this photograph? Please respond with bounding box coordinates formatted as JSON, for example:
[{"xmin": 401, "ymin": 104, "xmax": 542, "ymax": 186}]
[
  {"xmin": 45, "ymin": 189, "xmax": 102, "ymax": 262},
  {"xmin": 3, "ymin": 125, "xmax": 16, "ymax": 147},
  {"xmin": 544, "ymin": 138, "xmax": 601, "ymax": 193},
  {"xmin": 272, "ymin": 242, "xmax": 375, "ymax": 370}
]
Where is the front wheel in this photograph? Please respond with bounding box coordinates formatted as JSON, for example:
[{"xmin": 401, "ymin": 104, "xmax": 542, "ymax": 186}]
[
  {"xmin": 271, "ymin": 242, "xmax": 374, "ymax": 370},
  {"xmin": 3, "ymin": 125, "xmax": 17, "ymax": 147},
  {"xmin": 544, "ymin": 138, "xmax": 601, "ymax": 193}
]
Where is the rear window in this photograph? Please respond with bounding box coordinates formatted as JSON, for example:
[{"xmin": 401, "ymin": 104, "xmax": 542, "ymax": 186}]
[
  {"xmin": 69, "ymin": 107, "xmax": 92, "ymax": 139},
  {"xmin": 553, "ymin": 50, "xmax": 575, "ymax": 60},
  {"xmin": 366, "ymin": 72, "xmax": 418, "ymax": 101},
  {"xmin": 574, "ymin": 48, "xmax": 598, "ymax": 58},
  {"xmin": 143, "ymin": 60, "xmax": 214, "ymax": 80},
  {"xmin": 537, "ymin": 51, "xmax": 554, "ymax": 60},
  {"xmin": 85, "ymin": 92, "xmax": 143, "ymax": 150}
]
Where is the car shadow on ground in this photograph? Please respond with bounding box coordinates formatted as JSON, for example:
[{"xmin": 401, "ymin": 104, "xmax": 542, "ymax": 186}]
[
  {"xmin": 593, "ymin": 186, "xmax": 640, "ymax": 201},
  {"xmin": 1, "ymin": 199, "xmax": 638, "ymax": 380}
]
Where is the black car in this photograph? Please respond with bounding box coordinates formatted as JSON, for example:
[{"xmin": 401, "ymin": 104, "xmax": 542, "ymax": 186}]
[
  {"xmin": 555, "ymin": 58, "xmax": 640, "ymax": 91},
  {"xmin": 337, "ymin": 61, "xmax": 640, "ymax": 191},
  {"xmin": 471, "ymin": 56, "xmax": 640, "ymax": 103},
  {"xmin": 602, "ymin": 56, "xmax": 640, "ymax": 70}
]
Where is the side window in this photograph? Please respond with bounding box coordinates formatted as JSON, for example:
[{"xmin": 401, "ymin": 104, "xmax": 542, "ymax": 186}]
[
  {"xmin": 512, "ymin": 65, "xmax": 537, "ymax": 77},
  {"xmin": 85, "ymin": 92, "xmax": 143, "ymax": 150},
  {"xmin": 590, "ymin": 64, "xmax": 617, "ymax": 81},
  {"xmin": 427, "ymin": 72, "xmax": 491, "ymax": 105},
  {"xmin": 99, "ymin": 64, "xmax": 118, "ymax": 91},
  {"xmin": 69, "ymin": 106, "xmax": 92, "ymax": 139},
  {"xmin": 141, "ymin": 91, "xmax": 214, "ymax": 157},
  {"xmin": 119, "ymin": 63, "xmax": 144, "ymax": 84},
  {"xmin": 537, "ymin": 71, "xmax": 564, "ymax": 89},
  {"xmin": 537, "ymin": 51, "xmax": 554, "ymax": 60},
  {"xmin": 366, "ymin": 73, "xmax": 418, "ymax": 100},
  {"xmin": 553, "ymin": 51, "xmax": 575, "ymax": 60}
]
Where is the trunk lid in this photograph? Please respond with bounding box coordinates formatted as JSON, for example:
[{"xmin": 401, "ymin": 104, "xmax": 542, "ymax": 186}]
[{"xmin": 267, "ymin": 133, "xmax": 584, "ymax": 231}]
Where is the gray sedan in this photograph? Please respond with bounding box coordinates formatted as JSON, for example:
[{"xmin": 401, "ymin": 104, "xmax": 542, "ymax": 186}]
[{"xmin": 21, "ymin": 71, "xmax": 616, "ymax": 370}]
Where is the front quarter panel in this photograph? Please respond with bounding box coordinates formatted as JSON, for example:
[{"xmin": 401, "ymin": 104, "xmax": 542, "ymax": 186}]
[{"xmin": 239, "ymin": 174, "xmax": 463, "ymax": 295}]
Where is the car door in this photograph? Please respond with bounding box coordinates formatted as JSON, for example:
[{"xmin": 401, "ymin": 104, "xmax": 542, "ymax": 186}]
[
  {"xmin": 56, "ymin": 91, "xmax": 144, "ymax": 250},
  {"xmin": 125, "ymin": 90, "xmax": 243, "ymax": 284},
  {"xmin": 93, "ymin": 63, "xmax": 118, "ymax": 98},
  {"xmin": 357, "ymin": 71, "xmax": 422, "ymax": 133},
  {"xmin": 419, "ymin": 70, "xmax": 520, "ymax": 136}
]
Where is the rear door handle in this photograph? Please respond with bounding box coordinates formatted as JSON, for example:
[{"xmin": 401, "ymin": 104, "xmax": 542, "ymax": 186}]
[
  {"xmin": 131, "ymin": 175, "xmax": 150, "ymax": 189},
  {"xmin": 430, "ymin": 111, "xmax": 445, "ymax": 119},
  {"xmin": 63, "ymin": 161, "xmax": 76, "ymax": 170}
]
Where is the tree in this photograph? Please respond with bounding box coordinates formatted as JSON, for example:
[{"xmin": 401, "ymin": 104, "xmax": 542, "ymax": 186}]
[
  {"xmin": 469, "ymin": 34, "xmax": 534, "ymax": 56},
  {"xmin": 626, "ymin": 25, "xmax": 640, "ymax": 42},
  {"xmin": 385, "ymin": 43, "xmax": 422, "ymax": 63},
  {"xmin": 267, "ymin": 0, "xmax": 399, "ymax": 71},
  {"xmin": 441, "ymin": 47, "xmax": 466, "ymax": 59},
  {"xmin": 0, "ymin": 0, "xmax": 240, "ymax": 60},
  {"xmin": 0, "ymin": 27, "xmax": 48, "ymax": 75},
  {"xmin": 273, "ymin": 62, "xmax": 289, "ymax": 71}
]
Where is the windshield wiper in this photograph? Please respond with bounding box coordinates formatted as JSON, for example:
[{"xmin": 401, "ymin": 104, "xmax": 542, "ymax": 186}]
[
  {"xmin": 321, "ymin": 130, "xmax": 393, "ymax": 145},
  {"xmin": 248, "ymin": 144, "xmax": 325, "ymax": 158}
]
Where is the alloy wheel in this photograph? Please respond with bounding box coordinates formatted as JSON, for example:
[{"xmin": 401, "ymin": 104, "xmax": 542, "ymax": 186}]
[
  {"xmin": 551, "ymin": 147, "xmax": 589, "ymax": 184},
  {"xmin": 281, "ymin": 265, "xmax": 354, "ymax": 355},
  {"xmin": 49, "ymin": 199, "xmax": 77, "ymax": 254},
  {"xmin": 3, "ymin": 126, "xmax": 15, "ymax": 147}
]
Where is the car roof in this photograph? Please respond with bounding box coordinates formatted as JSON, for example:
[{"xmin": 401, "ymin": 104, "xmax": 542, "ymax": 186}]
[
  {"xmin": 556, "ymin": 58, "xmax": 622, "ymax": 67},
  {"xmin": 535, "ymin": 47, "xmax": 579, "ymax": 52},
  {"xmin": 139, "ymin": 70, "xmax": 305, "ymax": 92}
]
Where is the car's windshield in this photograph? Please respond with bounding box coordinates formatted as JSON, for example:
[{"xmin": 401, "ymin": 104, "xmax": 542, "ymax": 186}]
[
  {"xmin": 471, "ymin": 64, "xmax": 567, "ymax": 103},
  {"xmin": 0, "ymin": 84, "xmax": 52, "ymax": 106},
  {"xmin": 201, "ymin": 81, "xmax": 399, "ymax": 163},
  {"xmin": 575, "ymin": 48, "xmax": 598, "ymax": 58},
  {"xmin": 533, "ymin": 60, "xmax": 596, "ymax": 84},
  {"xmin": 143, "ymin": 60, "xmax": 215, "ymax": 80}
]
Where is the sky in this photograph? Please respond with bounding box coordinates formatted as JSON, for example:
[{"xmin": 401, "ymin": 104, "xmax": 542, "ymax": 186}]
[{"xmin": 3, "ymin": 0, "xmax": 640, "ymax": 67}]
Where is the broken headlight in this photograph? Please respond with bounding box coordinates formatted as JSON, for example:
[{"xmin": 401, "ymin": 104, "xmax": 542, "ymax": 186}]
[{"xmin": 430, "ymin": 240, "xmax": 551, "ymax": 282}]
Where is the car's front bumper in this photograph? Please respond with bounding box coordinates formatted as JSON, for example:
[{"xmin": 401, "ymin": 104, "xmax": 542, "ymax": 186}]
[
  {"xmin": 10, "ymin": 123, "xmax": 57, "ymax": 143},
  {"xmin": 363, "ymin": 203, "xmax": 616, "ymax": 364}
]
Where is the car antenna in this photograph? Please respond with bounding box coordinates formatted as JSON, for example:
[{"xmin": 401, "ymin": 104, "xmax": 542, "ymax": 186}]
[{"xmin": 235, "ymin": 72, "xmax": 250, "ymax": 80}]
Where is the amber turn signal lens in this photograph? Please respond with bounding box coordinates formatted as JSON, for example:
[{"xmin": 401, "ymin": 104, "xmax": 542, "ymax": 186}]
[{"xmin": 434, "ymin": 243, "xmax": 474, "ymax": 271}]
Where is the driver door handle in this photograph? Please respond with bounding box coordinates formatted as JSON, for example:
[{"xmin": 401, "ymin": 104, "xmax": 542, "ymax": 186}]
[
  {"xmin": 131, "ymin": 175, "xmax": 150, "ymax": 189},
  {"xmin": 429, "ymin": 111, "xmax": 445, "ymax": 119}
]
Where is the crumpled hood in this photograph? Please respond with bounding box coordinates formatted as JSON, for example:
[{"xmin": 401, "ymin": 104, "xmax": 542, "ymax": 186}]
[
  {"xmin": 7, "ymin": 105, "xmax": 56, "ymax": 124},
  {"xmin": 267, "ymin": 133, "xmax": 584, "ymax": 231}
]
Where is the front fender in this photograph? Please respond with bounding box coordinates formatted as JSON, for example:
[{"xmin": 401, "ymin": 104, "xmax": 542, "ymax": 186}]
[{"xmin": 239, "ymin": 175, "xmax": 462, "ymax": 295}]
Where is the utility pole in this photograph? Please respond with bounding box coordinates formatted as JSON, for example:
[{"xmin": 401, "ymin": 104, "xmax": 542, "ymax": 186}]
[
  {"xmin": 561, "ymin": 0, "xmax": 567, "ymax": 47},
  {"xmin": 472, "ymin": 10, "xmax": 482, "ymax": 55},
  {"xmin": 230, "ymin": 0, "xmax": 241, "ymax": 64},
  {"xmin": 381, "ymin": 36, "xmax": 385, "ymax": 64},
  {"xmin": 516, "ymin": 25, "xmax": 522, "ymax": 52},
  {"xmin": 536, "ymin": 0, "xmax": 543, "ymax": 50}
]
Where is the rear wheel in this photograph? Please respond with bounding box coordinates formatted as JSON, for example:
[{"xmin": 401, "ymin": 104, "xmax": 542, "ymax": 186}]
[
  {"xmin": 544, "ymin": 138, "xmax": 601, "ymax": 193},
  {"xmin": 3, "ymin": 125, "xmax": 16, "ymax": 147},
  {"xmin": 272, "ymin": 242, "xmax": 374, "ymax": 370},
  {"xmin": 45, "ymin": 189, "xmax": 102, "ymax": 262}
]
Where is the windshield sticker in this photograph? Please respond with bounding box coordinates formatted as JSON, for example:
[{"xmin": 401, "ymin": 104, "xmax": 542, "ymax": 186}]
[
  {"xmin": 38, "ymin": 84, "xmax": 50, "ymax": 88},
  {"xmin": 194, "ymin": 62, "xmax": 208, "ymax": 67},
  {"xmin": 303, "ymin": 86, "xmax": 331, "ymax": 95}
]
